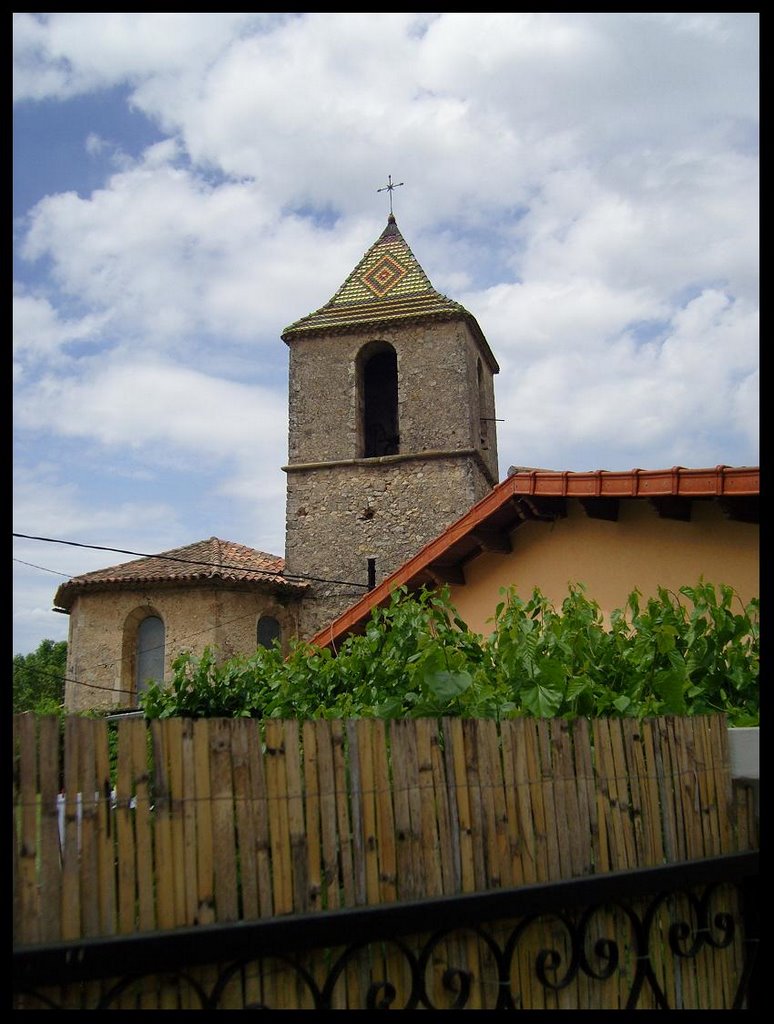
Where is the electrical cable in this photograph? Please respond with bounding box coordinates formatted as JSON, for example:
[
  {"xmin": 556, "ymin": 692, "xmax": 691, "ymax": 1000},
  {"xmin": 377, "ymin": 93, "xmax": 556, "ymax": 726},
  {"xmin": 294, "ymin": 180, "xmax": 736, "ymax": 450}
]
[
  {"xmin": 13, "ymin": 533, "xmax": 373, "ymax": 702},
  {"xmin": 13, "ymin": 533, "xmax": 371, "ymax": 589}
]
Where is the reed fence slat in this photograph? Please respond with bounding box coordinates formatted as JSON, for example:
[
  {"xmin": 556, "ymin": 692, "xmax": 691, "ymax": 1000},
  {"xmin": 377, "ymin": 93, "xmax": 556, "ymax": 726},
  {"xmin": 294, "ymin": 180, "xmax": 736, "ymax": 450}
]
[
  {"xmin": 627, "ymin": 718, "xmax": 661, "ymax": 867},
  {"xmin": 441, "ymin": 717, "xmax": 476, "ymax": 1008},
  {"xmin": 571, "ymin": 717, "xmax": 597, "ymax": 876},
  {"xmin": 262, "ymin": 720, "xmax": 290, "ymax": 917},
  {"xmin": 336, "ymin": 720, "xmax": 365, "ymax": 1007},
  {"xmin": 553, "ymin": 719, "xmax": 583, "ymax": 878},
  {"xmin": 16, "ymin": 715, "xmax": 39, "ymax": 944},
  {"xmin": 177, "ymin": 720, "xmax": 197, "ymax": 929},
  {"xmin": 73, "ymin": 718, "xmax": 102, "ymax": 1010},
  {"xmin": 92, "ymin": 720, "xmax": 115, "ymax": 937},
  {"xmin": 619, "ymin": 718, "xmax": 646, "ymax": 866},
  {"xmin": 301, "ymin": 721, "xmax": 322, "ymax": 912},
  {"xmin": 592, "ymin": 718, "xmax": 620, "ymax": 872},
  {"xmin": 125, "ymin": 717, "xmax": 156, "ymax": 1009},
  {"xmin": 313, "ymin": 720, "xmax": 339, "ymax": 912},
  {"xmin": 511, "ymin": 719, "xmax": 540, "ymax": 885},
  {"xmin": 331, "ymin": 720, "xmax": 355, "ymax": 908},
  {"xmin": 665, "ymin": 717, "xmax": 690, "ymax": 860},
  {"xmin": 355, "ymin": 720, "xmax": 379, "ymax": 905},
  {"xmin": 111, "ymin": 720, "xmax": 138, "ymax": 1009},
  {"xmin": 692, "ymin": 717, "xmax": 715, "ymax": 858},
  {"xmin": 232, "ymin": 720, "xmax": 259, "ymax": 920},
  {"xmin": 12, "ymin": 713, "xmax": 757, "ymax": 1011},
  {"xmin": 355, "ymin": 720, "xmax": 391, "ymax": 1000},
  {"xmin": 708, "ymin": 715, "xmax": 735, "ymax": 852},
  {"xmin": 192, "ymin": 720, "xmax": 215, "ymax": 925},
  {"xmin": 12, "ymin": 723, "xmax": 22, "ymax": 944},
  {"xmin": 677, "ymin": 717, "xmax": 702, "ymax": 862},
  {"xmin": 416, "ymin": 717, "xmax": 444, "ymax": 898},
  {"xmin": 77, "ymin": 719, "xmax": 99, "ymax": 940},
  {"xmin": 403, "ymin": 719, "xmax": 426, "ymax": 898},
  {"xmin": 38, "ymin": 717, "xmax": 62, "ymax": 944},
  {"xmin": 60, "ymin": 717, "xmax": 81, "ymax": 944},
  {"xmin": 498, "ymin": 720, "xmax": 522, "ymax": 887},
  {"xmin": 567, "ymin": 720, "xmax": 594, "ymax": 1011},
  {"xmin": 149, "ymin": 721, "xmax": 174, "ymax": 932},
  {"xmin": 346, "ymin": 719, "xmax": 366, "ymax": 908},
  {"xmin": 443, "ymin": 717, "xmax": 475, "ymax": 892},
  {"xmin": 476, "ymin": 718, "xmax": 508, "ymax": 889},
  {"xmin": 285, "ymin": 720, "xmax": 308, "ymax": 915},
  {"xmin": 372, "ymin": 718, "xmax": 397, "ymax": 905},
  {"xmin": 524, "ymin": 719, "xmax": 550, "ymax": 882},
  {"xmin": 461, "ymin": 718, "xmax": 487, "ymax": 893},
  {"xmin": 212, "ymin": 719, "xmax": 240, "ymax": 923},
  {"xmin": 167, "ymin": 718, "xmax": 189, "ymax": 929},
  {"xmin": 389, "ymin": 719, "xmax": 416, "ymax": 901},
  {"xmin": 243, "ymin": 720, "xmax": 275, "ymax": 1007}
]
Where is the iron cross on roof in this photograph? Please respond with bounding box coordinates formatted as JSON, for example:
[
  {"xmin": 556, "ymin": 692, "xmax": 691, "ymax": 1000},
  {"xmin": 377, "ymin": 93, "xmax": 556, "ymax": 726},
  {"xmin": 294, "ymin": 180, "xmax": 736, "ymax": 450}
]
[{"xmin": 377, "ymin": 175, "xmax": 404, "ymax": 215}]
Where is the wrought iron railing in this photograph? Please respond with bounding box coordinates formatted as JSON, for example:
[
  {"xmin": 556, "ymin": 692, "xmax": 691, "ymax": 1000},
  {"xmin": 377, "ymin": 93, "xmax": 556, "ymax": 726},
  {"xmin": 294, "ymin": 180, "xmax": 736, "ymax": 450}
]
[{"xmin": 13, "ymin": 852, "xmax": 759, "ymax": 1010}]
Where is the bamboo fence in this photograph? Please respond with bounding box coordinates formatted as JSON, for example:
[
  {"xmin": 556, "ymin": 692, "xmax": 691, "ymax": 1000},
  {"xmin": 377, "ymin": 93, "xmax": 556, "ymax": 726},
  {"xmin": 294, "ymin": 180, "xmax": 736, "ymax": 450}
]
[{"xmin": 13, "ymin": 713, "xmax": 757, "ymax": 1010}]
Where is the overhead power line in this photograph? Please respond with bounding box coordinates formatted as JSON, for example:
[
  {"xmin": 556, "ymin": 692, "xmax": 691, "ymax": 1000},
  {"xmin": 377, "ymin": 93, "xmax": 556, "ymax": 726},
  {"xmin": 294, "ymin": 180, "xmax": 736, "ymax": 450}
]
[
  {"xmin": 13, "ymin": 558, "xmax": 71, "ymax": 578},
  {"xmin": 13, "ymin": 533, "xmax": 370, "ymax": 590}
]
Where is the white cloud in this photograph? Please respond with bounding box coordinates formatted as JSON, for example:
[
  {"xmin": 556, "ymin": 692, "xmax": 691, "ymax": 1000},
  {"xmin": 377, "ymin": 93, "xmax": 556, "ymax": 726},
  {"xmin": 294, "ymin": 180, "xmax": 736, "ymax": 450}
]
[
  {"xmin": 12, "ymin": 13, "xmax": 758, "ymax": 653},
  {"xmin": 13, "ymin": 289, "xmax": 109, "ymax": 368},
  {"xmin": 13, "ymin": 12, "xmax": 265, "ymax": 101},
  {"xmin": 18, "ymin": 152, "xmax": 375, "ymax": 352},
  {"xmin": 12, "ymin": 464, "xmax": 192, "ymax": 654},
  {"xmin": 492, "ymin": 286, "xmax": 758, "ymax": 471},
  {"xmin": 16, "ymin": 357, "xmax": 286, "ymax": 462}
]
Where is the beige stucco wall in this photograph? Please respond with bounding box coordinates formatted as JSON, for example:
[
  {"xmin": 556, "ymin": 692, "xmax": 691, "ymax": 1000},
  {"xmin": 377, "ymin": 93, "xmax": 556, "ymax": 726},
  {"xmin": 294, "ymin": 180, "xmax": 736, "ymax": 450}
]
[
  {"xmin": 448, "ymin": 498, "xmax": 759, "ymax": 637},
  {"xmin": 64, "ymin": 584, "xmax": 302, "ymax": 712}
]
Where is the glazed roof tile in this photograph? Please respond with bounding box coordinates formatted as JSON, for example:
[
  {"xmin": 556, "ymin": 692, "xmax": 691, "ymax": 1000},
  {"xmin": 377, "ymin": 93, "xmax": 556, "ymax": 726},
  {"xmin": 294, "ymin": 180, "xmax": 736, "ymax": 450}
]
[
  {"xmin": 282, "ymin": 215, "xmax": 499, "ymax": 371},
  {"xmin": 54, "ymin": 537, "xmax": 306, "ymax": 610}
]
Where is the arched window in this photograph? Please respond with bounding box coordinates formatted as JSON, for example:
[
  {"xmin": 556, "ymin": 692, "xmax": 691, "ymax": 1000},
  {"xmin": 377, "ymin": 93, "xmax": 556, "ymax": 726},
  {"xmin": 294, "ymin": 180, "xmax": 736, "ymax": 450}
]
[
  {"xmin": 136, "ymin": 615, "xmax": 165, "ymax": 698},
  {"xmin": 257, "ymin": 615, "xmax": 281, "ymax": 649},
  {"xmin": 359, "ymin": 342, "xmax": 399, "ymax": 457}
]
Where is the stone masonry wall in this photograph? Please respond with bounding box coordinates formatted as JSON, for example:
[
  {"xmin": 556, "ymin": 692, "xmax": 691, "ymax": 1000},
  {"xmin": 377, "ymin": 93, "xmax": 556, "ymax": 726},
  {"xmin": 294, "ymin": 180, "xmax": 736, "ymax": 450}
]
[
  {"xmin": 286, "ymin": 453, "xmax": 494, "ymax": 638},
  {"xmin": 284, "ymin": 313, "xmax": 500, "ymax": 637},
  {"xmin": 286, "ymin": 318, "xmax": 498, "ymax": 481},
  {"xmin": 64, "ymin": 584, "xmax": 302, "ymax": 712}
]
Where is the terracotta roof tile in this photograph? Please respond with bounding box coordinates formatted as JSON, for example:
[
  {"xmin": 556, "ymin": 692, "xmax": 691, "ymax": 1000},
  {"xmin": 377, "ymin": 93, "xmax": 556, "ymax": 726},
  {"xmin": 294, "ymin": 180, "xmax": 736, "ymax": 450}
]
[
  {"xmin": 53, "ymin": 537, "xmax": 306, "ymax": 610},
  {"xmin": 505, "ymin": 464, "xmax": 760, "ymax": 498}
]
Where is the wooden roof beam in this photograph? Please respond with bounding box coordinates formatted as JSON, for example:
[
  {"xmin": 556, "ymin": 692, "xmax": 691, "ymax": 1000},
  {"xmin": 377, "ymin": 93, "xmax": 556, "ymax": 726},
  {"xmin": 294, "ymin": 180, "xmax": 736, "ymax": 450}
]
[
  {"xmin": 516, "ymin": 496, "xmax": 567, "ymax": 522},
  {"xmin": 579, "ymin": 497, "xmax": 619, "ymax": 522},
  {"xmin": 426, "ymin": 562, "xmax": 466, "ymax": 586},
  {"xmin": 650, "ymin": 497, "xmax": 692, "ymax": 521},
  {"xmin": 718, "ymin": 497, "xmax": 759, "ymax": 523},
  {"xmin": 469, "ymin": 526, "xmax": 512, "ymax": 553}
]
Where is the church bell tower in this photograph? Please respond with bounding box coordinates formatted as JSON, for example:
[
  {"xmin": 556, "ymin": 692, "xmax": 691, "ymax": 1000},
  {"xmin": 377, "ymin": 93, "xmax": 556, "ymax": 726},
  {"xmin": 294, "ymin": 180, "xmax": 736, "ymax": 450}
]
[{"xmin": 282, "ymin": 214, "xmax": 500, "ymax": 637}]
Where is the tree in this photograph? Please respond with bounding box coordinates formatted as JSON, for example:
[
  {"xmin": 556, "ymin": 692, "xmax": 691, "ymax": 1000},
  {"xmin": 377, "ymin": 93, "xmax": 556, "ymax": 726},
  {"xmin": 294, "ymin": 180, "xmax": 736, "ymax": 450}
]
[{"xmin": 13, "ymin": 639, "xmax": 67, "ymax": 714}]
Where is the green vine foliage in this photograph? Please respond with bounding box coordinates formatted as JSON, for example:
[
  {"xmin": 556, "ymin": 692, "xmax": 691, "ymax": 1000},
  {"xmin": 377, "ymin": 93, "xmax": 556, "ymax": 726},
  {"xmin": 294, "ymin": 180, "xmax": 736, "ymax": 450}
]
[{"xmin": 139, "ymin": 581, "xmax": 759, "ymax": 725}]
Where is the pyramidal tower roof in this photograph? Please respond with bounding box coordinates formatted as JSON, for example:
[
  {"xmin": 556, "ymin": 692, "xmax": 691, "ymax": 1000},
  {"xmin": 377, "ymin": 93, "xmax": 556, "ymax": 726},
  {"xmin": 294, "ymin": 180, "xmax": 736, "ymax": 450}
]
[{"xmin": 282, "ymin": 215, "xmax": 499, "ymax": 371}]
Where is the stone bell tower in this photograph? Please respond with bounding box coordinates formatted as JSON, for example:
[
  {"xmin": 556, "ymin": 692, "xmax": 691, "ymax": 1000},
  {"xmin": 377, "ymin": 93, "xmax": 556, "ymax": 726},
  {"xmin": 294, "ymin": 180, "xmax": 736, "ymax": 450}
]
[{"xmin": 282, "ymin": 214, "xmax": 500, "ymax": 638}]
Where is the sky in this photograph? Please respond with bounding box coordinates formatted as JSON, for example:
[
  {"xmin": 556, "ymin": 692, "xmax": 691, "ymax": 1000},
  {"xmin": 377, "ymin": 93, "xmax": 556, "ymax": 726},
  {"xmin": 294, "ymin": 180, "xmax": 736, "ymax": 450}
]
[{"xmin": 12, "ymin": 12, "xmax": 759, "ymax": 656}]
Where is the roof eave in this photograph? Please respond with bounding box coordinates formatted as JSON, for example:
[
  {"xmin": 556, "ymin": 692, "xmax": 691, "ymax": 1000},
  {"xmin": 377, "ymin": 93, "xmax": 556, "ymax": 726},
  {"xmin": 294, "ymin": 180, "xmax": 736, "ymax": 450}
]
[
  {"xmin": 282, "ymin": 308, "xmax": 500, "ymax": 373},
  {"xmin": 54, "ymin": 574, "xmax": 308, "ymax": 611}
]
